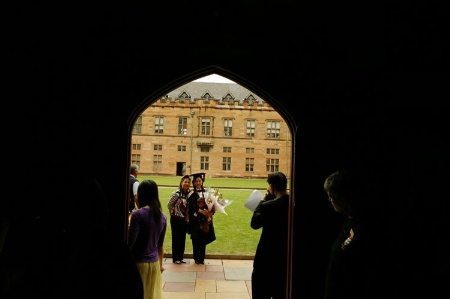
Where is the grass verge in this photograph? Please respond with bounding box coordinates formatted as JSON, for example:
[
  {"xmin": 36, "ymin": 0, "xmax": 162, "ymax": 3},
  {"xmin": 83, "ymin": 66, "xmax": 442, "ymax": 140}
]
[{"xmin": 139, "ymin": 176, "xmax": 271, "ymax": 257}]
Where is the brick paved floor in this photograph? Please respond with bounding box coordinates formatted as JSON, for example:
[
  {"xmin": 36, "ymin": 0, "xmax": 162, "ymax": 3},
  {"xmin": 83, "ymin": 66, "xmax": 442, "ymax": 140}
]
[{"xmin": 162, "ymin": 258, "xmax": 253, "ymax": 299}]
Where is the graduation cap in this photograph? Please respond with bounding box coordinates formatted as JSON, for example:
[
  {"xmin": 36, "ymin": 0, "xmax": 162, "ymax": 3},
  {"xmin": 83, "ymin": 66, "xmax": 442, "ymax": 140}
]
[{"xmin": 190, "ymin": 172, "xmax": 206, "ymax": 182}]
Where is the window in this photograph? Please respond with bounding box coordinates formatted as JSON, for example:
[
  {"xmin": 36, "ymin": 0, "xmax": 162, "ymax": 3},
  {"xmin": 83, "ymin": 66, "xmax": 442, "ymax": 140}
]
[
  {"xmin": 154, "ymin": 144, "xmax": 163, "ymax": 151},
  {"xmin": 154, "ymin": 116, "xmax": 164, "ymax": 134},
  {"xmin": 153, "ymin": 155, "xmax": 162, "ymax": 170},
  {"xmin": 200, "ymin": 147, "xmax": 210, "ymax": 152},
  {"xmin": 133, "ymin": 116, "xmax": 142, "ymax": 134},
  {"xmin": 131, "ymin": 154, "xmax": 140, "ymax": 166},
  {"xmin": 245, "ymin": 158, "xmax": 254, "ymax": 172},
  {"xmin": 132, "ymin": 143, "xmax": 141, "ymax": 150},
  {"xmin": 224, "ymin": 119, "xmax": 232, "ymax": 136},
  {"xmin": 246, "ymin": 148, "xmax": 254, "ymax": 153},
  {"xmin": 223, "ymin": 147, "xmax": 231, "ymax": 153},
  {"xmin": 178, "ymin": 117, "xmax": 188, "ymax": 135},
  {"xmin": 246, "ymin": 120, "xmax": 255, "ymax": 137},
  {"xmin": 266, "ymin": 158, "xmax": 280, "ymax": 172},
  {"xmin": 267, "ymin": 120, "xmax": 280, "ymax": 138},
  {"xmin": 200, "ymin": 156, "xmax": 209, "ymax": 170},
  {"xmin": 201, "ymin": 117, "xmax": 211, "ymax": 136},
  {"xmin": 222, "ymin": 157, "xmax": 231, "ymax": 171},
  {"xmin": 266, "ymin": 148, "xmax": 280, "ymax": 154},
  {"xmin": 178, "ymin": 145, "xmax": 186, "ymax": 151}
]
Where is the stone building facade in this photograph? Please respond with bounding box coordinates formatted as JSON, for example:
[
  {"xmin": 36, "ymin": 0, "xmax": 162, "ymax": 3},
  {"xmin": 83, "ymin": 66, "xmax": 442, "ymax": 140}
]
[{"xmin": 131, "ymin": 81, "xmax": 291, "ymax": 178}]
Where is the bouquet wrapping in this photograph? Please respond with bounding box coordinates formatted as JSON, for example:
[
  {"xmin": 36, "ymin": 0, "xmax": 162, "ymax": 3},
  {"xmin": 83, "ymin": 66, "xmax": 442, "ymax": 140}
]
[{"xmin": 204, "ymin": 187, "xmax": 232, "ymax": 215}]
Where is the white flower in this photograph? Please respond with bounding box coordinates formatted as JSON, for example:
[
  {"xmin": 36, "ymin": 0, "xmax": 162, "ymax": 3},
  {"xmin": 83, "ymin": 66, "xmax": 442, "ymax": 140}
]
[{"xmin": 205, "ymin": 187, "xmax": 233, "ymax": 215}]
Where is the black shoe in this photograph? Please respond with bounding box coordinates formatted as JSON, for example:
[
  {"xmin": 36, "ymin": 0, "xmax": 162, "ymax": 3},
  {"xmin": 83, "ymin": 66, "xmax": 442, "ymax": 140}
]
[{"xmin": 195, "ymin": 260, "xmax": 204, "ymax": 264}]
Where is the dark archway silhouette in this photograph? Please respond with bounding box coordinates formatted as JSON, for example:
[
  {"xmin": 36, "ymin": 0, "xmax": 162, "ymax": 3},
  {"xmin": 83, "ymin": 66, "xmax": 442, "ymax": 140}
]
[{"xmin": 126, "ymin": 65, "xmax": 296, "ymax": 297}]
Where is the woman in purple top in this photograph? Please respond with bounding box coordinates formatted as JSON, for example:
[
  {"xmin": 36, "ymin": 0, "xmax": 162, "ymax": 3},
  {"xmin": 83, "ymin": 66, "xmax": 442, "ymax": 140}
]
[{"xmin": 128, "ymin": 180, "xmax": 167, "ymax": 299}]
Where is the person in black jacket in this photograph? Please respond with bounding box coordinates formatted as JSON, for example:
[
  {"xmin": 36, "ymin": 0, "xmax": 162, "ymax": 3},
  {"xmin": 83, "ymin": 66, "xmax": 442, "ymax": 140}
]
[
  {"xmin": 251, "ymin": 172, "xmax": 290, "ymax": 299},
  {"xmin": 187, "ymin": 173, "xmax": 216, "ymax": 265},
  {"xmin": 323, "ymin": 168, "xmax": 384, "ymax": 299}
]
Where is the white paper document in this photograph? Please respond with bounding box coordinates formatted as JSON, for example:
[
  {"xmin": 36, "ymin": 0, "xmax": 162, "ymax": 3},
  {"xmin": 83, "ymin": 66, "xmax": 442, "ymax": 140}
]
[{"xmin": 244, "ymin": 189, "xmax": 263, "ymax": 212}]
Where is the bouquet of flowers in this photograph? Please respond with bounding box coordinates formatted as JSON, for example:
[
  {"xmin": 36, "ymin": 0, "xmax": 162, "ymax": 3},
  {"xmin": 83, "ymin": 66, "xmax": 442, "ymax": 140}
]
[{"xmin": 204, "ymin": 186, "xmax": 232, "ymax": 215}]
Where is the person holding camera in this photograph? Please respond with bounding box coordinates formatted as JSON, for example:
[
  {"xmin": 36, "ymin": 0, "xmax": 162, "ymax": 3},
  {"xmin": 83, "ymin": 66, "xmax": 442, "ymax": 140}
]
[{"xmin": 250, "ymin": 171, "xmax": 290, "ymax": 299}]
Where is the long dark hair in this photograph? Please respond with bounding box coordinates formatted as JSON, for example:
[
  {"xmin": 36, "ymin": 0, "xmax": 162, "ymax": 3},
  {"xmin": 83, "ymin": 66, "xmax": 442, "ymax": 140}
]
[
  {"xmin": 137, "ymin": 180, "xmax": 162, "ymax": 222},
  {"xmin": 192, "ymin": 175, "xmax": 205, "ymax": 193},
  {"xmin": 179, "ymin": 175, "xmax": 191, "ymax": 195}
]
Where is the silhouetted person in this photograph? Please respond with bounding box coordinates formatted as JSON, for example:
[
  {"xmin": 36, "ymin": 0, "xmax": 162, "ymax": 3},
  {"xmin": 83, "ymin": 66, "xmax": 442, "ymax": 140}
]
[
  {"xmin": 323, "ymin": 168, "xmax": 384, "ymax": 299},
  {"xmin": 251, "ymin": 171, "xmax": 290, "ymax": 299}
]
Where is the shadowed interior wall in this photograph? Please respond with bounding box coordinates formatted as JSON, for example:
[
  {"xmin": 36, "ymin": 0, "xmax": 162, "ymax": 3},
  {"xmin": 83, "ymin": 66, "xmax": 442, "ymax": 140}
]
[{"xmin": 9, "ymin": 2, "xmax": 447, "ymax": 298}]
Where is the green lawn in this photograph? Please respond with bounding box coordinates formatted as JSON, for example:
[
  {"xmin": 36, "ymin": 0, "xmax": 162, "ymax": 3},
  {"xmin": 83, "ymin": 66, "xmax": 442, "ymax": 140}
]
[{"xmin": 138, "ymin": 175, "xmax": 276, "ymax": 257}]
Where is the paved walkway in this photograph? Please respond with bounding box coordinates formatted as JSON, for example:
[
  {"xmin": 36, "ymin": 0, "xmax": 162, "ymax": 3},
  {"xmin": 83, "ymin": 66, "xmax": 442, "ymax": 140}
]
[{"xmin": 162, "ymin": 258, "xmax": 253, "ymax": 299}]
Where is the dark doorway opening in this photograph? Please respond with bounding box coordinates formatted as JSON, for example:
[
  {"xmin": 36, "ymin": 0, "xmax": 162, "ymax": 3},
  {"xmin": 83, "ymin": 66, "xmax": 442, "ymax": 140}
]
[{"xmin": 177, "ymin": 162, "xmax": 186, "ymax": 176}]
